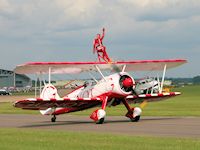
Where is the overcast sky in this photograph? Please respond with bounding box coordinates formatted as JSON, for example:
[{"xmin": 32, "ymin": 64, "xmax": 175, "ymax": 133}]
[{"xmin": 0, "ymin": 0, "xmax": 199, "ymax": 78}]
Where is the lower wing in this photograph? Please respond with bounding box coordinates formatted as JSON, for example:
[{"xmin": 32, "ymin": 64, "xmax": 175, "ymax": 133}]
[
  {"xmin": 126, "ymin": 92, "xmax": 180, "ymax": 103},
  {"xmin": 14, "ymin": 98, "xmax": 101, "ymax": 110},
  {"xmin": 14, "ymin": 92, "xmax": 180, "ymax": 110}
]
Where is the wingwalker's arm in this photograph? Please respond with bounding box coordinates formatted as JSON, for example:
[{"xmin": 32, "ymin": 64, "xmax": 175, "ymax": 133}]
[
  {"xmin": 101, "ymin": 28, "xmax": 105, "ymax": 40},
  {"xmin": 93, "ymin": 39, "xmax": 96, "ymax": 54}
]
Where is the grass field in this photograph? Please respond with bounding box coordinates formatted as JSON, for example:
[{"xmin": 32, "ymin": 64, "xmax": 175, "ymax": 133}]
[
  {"xmin": 0, "ymin": 86, "xmax": 199, "ymax": 150},
  {"xmin": 0, "ymin": 128, "xmax": 199, "ymax": 150},
  {"xmin": 0, "ymin": 85, "xmax": 199, "ymax": 116}
]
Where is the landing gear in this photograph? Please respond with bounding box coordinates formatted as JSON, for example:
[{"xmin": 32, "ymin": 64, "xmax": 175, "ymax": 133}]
[
  {"xmin": 122, "ymin": 99, "xmax": 142, "ymax": 122},
  {"xmin": 96, "ymin": 118, "xmax": 105, "ymax": 124},
  {"xmin": 130, "ymin": 115, "xmax": 140, "ymax": 122},
  {"xmin": 90, "ymin": 97, "xmax": 108, "ymax": 124},
  {"xmin": 90, "ymin": 109, "xmax": 106, "ymax": 124},
  {"xmin": 51, "ymin": 115, "xmax": 56, "ymax": 122},
  {"xmin": 126, "ymin": 109, "xmax": 141, "ymax": 122}
]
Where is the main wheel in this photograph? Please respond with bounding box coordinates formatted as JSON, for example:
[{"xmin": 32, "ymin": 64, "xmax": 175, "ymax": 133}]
[
  {"xmin": 130, "ymin": 116, "xmax": 140, "ymax": 122},
  {"xmin": 96, "ymin": 118, "xmax": 105, "ymax": 124},
  {"xmin": 51, "ymin": 115, "xmax": 56, "ymax": 122}
]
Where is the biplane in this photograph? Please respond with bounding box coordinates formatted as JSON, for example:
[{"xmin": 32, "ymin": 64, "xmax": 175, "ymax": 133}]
[{"xmin": 14, "ymin": 30, "xmax": 187, "ymax": 124}]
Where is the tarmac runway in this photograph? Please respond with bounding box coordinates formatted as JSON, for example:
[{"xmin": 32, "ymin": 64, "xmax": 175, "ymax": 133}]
[{"xmin": 0, "ymin": 114, "xmax": 199, "ymax": 138}]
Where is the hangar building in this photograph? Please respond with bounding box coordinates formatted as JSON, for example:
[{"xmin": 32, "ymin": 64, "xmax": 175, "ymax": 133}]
[{"xmin": 0, "ymin": 69, "xmax": 31, "ymax": 88}]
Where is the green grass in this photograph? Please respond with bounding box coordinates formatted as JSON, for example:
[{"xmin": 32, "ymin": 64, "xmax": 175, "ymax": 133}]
[
  {"xmin": 0, "ymin": 85, "xmax": 200, "ymax": 116},
  {"xmin": 0, "ymin": 102, "xmax": 39, "ymax": 114},
  {"xmin": 0, "ymin": 128, "xmax": 199, "ymax": 150},
  {"xmin": 12, "ymin": 92, "xmax": 35, "ymax": 96},
  {"xmin": 141, "ymin": 85, "xmax": 200, "ymax": 116},
  {"xmin": 0, "ymin": 87, "xmax": 200, "ymax": 150}
]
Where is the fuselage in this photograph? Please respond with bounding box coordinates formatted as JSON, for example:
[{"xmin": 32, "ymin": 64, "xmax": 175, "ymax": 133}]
[
  {"xmin": 65, "ymin": 72, "xmax": 135, "ymax": 99},
  {"xmin": 49, "ymin": 72, "xmax": 136, "ymax": 115}
]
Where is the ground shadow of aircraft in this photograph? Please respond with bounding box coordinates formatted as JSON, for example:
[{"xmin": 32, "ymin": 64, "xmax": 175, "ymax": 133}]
[{"xmin": 20, "ymin": 117, "xmax": 181, "ymax": 128}]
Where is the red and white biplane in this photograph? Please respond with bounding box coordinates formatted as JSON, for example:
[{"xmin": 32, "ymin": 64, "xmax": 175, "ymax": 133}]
[{"xmin": 14, "ymin": 31, "xmax": 187, "ymax": 124}]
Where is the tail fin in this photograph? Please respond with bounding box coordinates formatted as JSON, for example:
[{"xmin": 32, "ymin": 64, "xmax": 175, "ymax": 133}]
[{"xmin": 40, "ymin": 84, "xmax": 60, "ymax": 99}]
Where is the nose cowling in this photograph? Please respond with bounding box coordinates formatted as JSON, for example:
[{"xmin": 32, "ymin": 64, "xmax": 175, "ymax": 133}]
[
  {"xmin": 119, "ymin": 73, "xmax": 135, "ymax": 93},
  {"xmin": 122, "ymin": 77, "xmax": 133, "ymax": 88}
]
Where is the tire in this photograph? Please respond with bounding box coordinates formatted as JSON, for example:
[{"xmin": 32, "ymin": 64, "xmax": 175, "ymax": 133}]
[
  {"xmin": 130, "ymin": 116, "xmax": 140, "ymax": 122},
  {"xmin": 51, "ymin": 116, "xmax": 56, "ymax": 122},
  {"xmin": 96, "ymin": 118, "xmax": 105, "ymax": 124}
]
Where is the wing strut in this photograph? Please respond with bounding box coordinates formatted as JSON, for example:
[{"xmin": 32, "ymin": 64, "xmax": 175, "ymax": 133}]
[
  {"xmin": 157, "ymin": 73, "xmax": 161, "ymax": 93},
  {"xmin": 95, "ymin": 65, "xmax": 106, "ymax": 81},
  {"xmin": 122, "ymin": 65, "xmax": 126, "ymax": 72},
  {"xmin": 48, "ymin": 67, "xmax": 51, "ymax": 84},
  {"xmin": 160, "ymin": 64, "xmax": 167, "ymax": 93},
  {"xmin": 88, "ymin": 72, "xmax": 98, "ymax": 83},
  {"xmin": 39, "ymin": 73, "xmax": 42, "ymax": 94},
  {"xmin": 34, "ymin": 75, "xmax": 37, "ymax": 98}
]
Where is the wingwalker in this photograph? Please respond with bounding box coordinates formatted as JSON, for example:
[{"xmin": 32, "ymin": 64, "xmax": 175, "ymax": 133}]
[{"xmin": 14, "ymin": 28, "xmax": 187, "ymax": 124}]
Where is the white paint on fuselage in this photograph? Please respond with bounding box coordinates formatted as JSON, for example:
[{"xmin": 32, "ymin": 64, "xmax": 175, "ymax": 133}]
[{"xmin": 65, "ymin": 72, "xmax": 134, "ymax": 99}]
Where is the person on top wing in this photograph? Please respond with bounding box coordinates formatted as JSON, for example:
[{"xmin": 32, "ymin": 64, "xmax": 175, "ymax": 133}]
[{"xmin": 93, "ymin": 28, "xmax": 111, "ymax": 62}]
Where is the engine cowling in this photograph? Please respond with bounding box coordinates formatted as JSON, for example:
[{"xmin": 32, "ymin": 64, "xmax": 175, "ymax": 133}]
[
  {"xmin": 109, "ymin": 72, "xmax": 136, "ymax": 106},
  {"xmin": 81, "ymin": 72, "xmax": 136, "ymax": 98},
  {"xmin": 109, "ymin": 72, "xmax": 136, "ymax": 96},
  {"xmin": 119, "ymin": 74, "xmax": 135, "ymax": 93}
]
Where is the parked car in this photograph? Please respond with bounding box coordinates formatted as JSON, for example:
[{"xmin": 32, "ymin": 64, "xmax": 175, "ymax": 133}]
[{"xmin": 0, "ymin": 89, "xmax": 11, "ymax": 95}]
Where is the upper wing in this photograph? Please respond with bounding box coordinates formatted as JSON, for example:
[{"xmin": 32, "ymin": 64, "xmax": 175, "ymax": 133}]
[
  {"xmin": 14, "ymin": 97, "xmax": 101, "ymax": 110},
  {"xmin": 126, "ymin": 92, "xmax": 181, "ymax": 103},
  {"xmin": 14, "ymin": 59, "xmax": 187, "ymax": 74}
]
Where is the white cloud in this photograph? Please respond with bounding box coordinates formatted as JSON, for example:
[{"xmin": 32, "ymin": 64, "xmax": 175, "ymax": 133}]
[
  {"xmin": 0, "ymin": 0, "xmax": 11, "ymax": 11},
  {"xmin": 0, "ymin": 0, "xmax": 199, "ymax": 77},
  {"xmin": 116, "ymin": 0, "xmax": 200, "ymax": 22}
]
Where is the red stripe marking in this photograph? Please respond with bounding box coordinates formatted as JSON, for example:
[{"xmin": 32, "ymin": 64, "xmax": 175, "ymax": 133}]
[
  {"xmin": 20, "ymin": 59, "xmax": 187, "ymax": 66},
  {"xmin": 169, "ymin": 92, "xmax": 175, "ymax": 96},
  {"xmin": 50, "ymin": 99, "xmax": 57, "ymax": 101},
  {"xmin": 36, "ymin": 98, "xmax": 43, "ymax": 101},
  {"xmin": 145, "ymin": 94, "xmax": 152, "ymax": 97}
]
